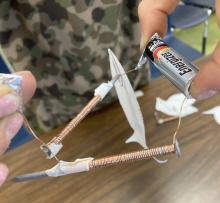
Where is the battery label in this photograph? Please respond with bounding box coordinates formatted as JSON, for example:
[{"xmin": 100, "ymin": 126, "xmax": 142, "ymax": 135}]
[
  {"xmin": 153, "ymin": 46, "xmax": 193, "ymax": 76},
  {"xmin": 143, "ymin": 33, "xmax": 199, "ymax": 98}
]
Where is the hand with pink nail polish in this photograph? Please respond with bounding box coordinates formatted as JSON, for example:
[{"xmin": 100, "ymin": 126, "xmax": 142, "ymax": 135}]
[
  {"xmin": 0, "ymin": 71, "xmax": 36, "ymax": 186},
  {"xmin": 138, "ymin": 0, "xmax": 220, "ymax": 100}
]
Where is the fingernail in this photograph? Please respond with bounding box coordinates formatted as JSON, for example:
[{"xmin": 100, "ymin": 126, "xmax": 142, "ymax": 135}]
[
  {"xmin": 0, "ymin": 164, "xmax": 8, "ymax": 186},
  {"xmin": 140, "ymin": 33, "xmax": 148, "ymax": 52},
  {"xmin": 197, "ymin": 90, "xmax": 217, "ymax": 100},
  {"xmin": 5, "ymin": 113, "xmax": 23, "ymax": 140},
  {"xmin": 0, "ymin": 94, "xmax": 20, "ymax": 117}
]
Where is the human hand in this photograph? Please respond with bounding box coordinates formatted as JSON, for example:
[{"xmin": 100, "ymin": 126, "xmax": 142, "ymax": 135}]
[
  {"xmin": 0, "ymin": 71, "xmax": 36, "ymax": 186},
  {"xmin": 138, "ymin": 0, "xmax": 220, "ymax": 100}
]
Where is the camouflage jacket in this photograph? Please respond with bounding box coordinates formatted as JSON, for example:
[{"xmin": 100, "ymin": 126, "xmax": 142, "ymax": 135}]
[{"xmin": 0, "ymin": 0, "xmax": 150, "ymax": 134}]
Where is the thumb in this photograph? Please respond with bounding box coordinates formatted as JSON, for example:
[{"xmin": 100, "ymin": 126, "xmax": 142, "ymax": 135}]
[
  {"xmin": 190, "ymin": 42, "xmax": 220, "ymax": 100},
  {"xmin": 191, "ymin": 59, "xmax": 220, "ymax": 100}
]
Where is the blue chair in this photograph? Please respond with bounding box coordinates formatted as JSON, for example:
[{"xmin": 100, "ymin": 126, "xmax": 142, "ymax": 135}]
[
  {"xmin": 170, "ymin": 4, "xmax": 211, "ymax": 54},
  {"xmin": 0, "ymin": 56, "xmax": 33, "ymax": 150},
  {"xmin": 183, "ymin": 0, "xmax": 215, "ymax": 10},
  {"xmin": 170, "ymin": 5, "xmax": 210, "ymax": 29}
]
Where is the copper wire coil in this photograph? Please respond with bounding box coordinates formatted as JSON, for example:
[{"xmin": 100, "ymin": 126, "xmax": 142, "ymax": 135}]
[
  {"xmin": 89, "ymin": 144, "xmax": 175, "ymax": 169},
  {"xmin": 53, "ymin": 95, "xmax": 102, "ymax": 144}
]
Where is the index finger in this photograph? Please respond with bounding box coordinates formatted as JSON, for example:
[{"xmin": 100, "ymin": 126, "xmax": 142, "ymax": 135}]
[{"xmin": 138, "ymin": 0, "xmax": 180, "ymax": 50}]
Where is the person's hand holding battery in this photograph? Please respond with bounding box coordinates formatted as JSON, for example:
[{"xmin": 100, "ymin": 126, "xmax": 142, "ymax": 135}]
[
  {"xmin": 0, "ymin": 71, "xmax": 36, "ymax": 186},
  {"xmin": 138, "ymin": 0, "xmax": 220, "ymax": 100}
]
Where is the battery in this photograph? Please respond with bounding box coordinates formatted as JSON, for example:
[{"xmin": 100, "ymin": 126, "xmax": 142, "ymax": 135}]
[{"xmin": 137, "ymin": 33, "xmax": 199, "ymax": 98}]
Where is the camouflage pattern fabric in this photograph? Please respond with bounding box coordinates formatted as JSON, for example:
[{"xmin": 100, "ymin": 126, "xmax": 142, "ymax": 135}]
[{"xmin": 0, "ymin": 0, "xmax": 150, "ymax": 134}]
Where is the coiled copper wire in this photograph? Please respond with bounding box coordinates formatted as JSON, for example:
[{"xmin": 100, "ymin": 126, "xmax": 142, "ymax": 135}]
[
  {"xmin": 89, "ymin": 144, "xmax": 176, "ymax": 169},
  {"xmin": 51, "ymin": 95, "xmax": 102, "ymax": 144}
]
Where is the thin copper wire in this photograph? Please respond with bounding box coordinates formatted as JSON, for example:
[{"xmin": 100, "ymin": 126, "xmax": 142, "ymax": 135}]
[
  {"xmin": 22, "ymin": 115, "xmax": 60, "ymax": 162},
  {"xmin": 153, "ymin": 96, "xmax": 186, "ymax": 144},
  {"xmin": 172, "ymin": 98, "xmax": 187, "ymax": 144},
  {"xmin": 122, "ymin": 68, "xmax": 137, "ymax": 75},
  {"xmin": 22, "ymin": 116, "xmax": 45, "ymax": 145},
  {"xmin": 89, "ymin": 144, "xmax": 175, "ymax": 169}
]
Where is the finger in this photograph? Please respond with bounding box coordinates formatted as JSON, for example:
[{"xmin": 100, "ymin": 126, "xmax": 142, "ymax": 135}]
[
  {"xmin": 0, "ymin": 94, "xmax": 20, "ymax": 118},
  {"xmin": 0, "ymin": 71, "xmax": 36, "ymax": 119},
  {"xmin": 0, "ymin": 113, "xmax": 23, "ymax": 155},
  {"xmin": 15, "ymin": 71, "xmax": 36, "ymax": 104},
  {"xmin": 138, "ymin": 0, "xmax": 179, "ymax": 51},
  {"xmin": 191, "ymin": 42, "xmax": 220, "ymax": 100},
  {"xmin": 0, "ymin": 164, "xmax": 8, "ymax": 186},
  {"xmin": 138, "ymin": 1, "xmax": 168, "ymax": 50},
  {"xmin": 191, "ymin": 60, "xmax": 220, "ymax": 100}
]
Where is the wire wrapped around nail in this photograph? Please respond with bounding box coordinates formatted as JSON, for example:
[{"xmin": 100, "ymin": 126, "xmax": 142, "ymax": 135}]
[{"xmin": 89, "ymin": 144, "xmax": 176, "ymax": 170}]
